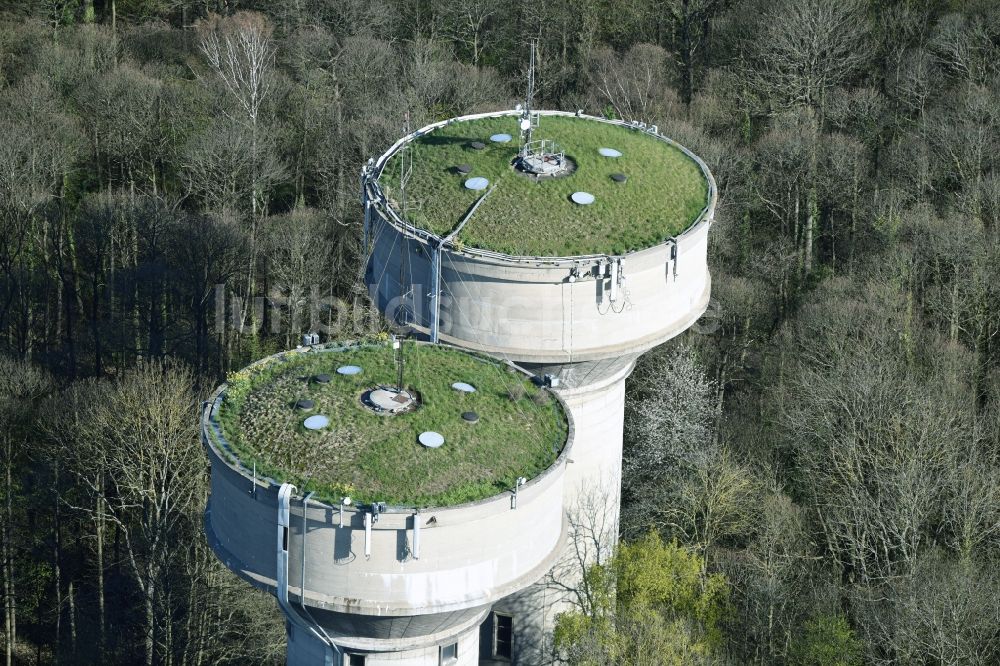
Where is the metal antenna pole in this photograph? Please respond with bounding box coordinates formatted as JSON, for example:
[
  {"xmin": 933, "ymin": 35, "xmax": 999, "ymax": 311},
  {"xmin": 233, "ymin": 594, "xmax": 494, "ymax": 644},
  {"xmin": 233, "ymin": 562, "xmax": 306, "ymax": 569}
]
[
  {"xmin": 521, "ymin": 40, "xmax": 537, "ymax": 148},
  {"xmin": 526, "ymin": 40, "xmax": 535, "ymax": 113},
  {"xmin": 397, "ymin": 337, "xmax": 405, "ymax": 391}
]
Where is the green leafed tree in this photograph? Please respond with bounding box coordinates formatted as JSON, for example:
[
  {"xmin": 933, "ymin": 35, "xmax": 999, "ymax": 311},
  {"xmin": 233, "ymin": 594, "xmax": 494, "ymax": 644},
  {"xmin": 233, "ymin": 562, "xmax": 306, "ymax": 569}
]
[
  {"xmin": 554, "ymin": 532, "xmax": 729, "ymax": 665},
  {"xmin": 790, "ymin": 614, "xmax": 863, "ymax": 666}
]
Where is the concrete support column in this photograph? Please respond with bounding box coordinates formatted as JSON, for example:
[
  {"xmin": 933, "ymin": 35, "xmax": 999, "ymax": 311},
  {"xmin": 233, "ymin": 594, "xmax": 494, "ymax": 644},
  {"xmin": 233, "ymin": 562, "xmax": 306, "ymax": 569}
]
[
  {"xmin": 490, "ymin": 358, "xmax": 635, "ymax": 665},
  {"xmin": 557, "ymin": 359, "xmax": 635, "ymax": 523}
]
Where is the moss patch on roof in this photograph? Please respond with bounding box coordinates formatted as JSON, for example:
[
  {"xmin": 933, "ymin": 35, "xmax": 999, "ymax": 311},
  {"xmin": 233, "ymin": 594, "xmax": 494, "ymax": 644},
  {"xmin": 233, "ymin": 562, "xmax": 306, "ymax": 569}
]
[
  {"xmin": 214, "ymin": 342, "xmax": 567, "ymax": 508},
  {"xmin": 377, "ymin": 115, "xmax": 709, "ymax": 256}
]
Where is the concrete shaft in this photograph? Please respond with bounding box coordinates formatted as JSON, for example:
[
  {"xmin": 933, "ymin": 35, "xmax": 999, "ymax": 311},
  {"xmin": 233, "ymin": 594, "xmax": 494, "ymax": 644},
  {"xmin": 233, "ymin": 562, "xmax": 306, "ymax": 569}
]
[{"xmin": 491, "ymin": 359, "xmax": 634, "ymax": 664}]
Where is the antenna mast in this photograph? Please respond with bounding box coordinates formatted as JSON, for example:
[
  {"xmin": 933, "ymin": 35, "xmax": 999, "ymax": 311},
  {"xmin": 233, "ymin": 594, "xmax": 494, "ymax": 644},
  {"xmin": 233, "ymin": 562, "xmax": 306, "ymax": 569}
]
[
  {"xmin": 514, "ymin": 41, "xmax": 566, "ymax": 178},
  {"xmin": 520, "ymin": 40, "xmax": 538, "ymax": 147},
  {"xmin": 394, "ymin": 334, "xmax": 404, "ymax": 391}
]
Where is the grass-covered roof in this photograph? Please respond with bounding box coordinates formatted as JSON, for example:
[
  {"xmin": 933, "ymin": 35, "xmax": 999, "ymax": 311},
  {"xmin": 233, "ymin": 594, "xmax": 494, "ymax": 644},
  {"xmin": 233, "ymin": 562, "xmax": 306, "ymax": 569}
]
[
  {"xmin": 211, "ymin": 341, "xmax": 567, "ymax": 508},
  {"xmin": 376, "ymin": 114, "xmax": 709, "ymax": 257}
]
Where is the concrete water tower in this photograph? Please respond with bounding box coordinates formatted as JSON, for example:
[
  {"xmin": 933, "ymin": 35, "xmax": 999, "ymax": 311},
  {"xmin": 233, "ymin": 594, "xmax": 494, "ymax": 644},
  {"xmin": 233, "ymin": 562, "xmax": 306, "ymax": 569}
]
[
  {"xmin": 203, "ymin": 340, "xmax": 574, "ymax": 665},
  {"xmin": 202, "ymin": 108, "xmax": 714, "ymax": 666},
  {"xmin": 361, "ymin": 109, "xmax": 716, "ymax": 663}
]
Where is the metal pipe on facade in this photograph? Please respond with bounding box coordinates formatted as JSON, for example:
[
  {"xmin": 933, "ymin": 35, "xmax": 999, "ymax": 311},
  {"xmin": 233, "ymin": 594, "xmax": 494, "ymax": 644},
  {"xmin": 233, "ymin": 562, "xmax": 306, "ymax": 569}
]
[
  {"xmin": 412, "ymin": 511, "xmax": 421, "ymax": 560},
  {"xmin": 364, "ymin": 511, "xmax": 372, "ymax": 559}
]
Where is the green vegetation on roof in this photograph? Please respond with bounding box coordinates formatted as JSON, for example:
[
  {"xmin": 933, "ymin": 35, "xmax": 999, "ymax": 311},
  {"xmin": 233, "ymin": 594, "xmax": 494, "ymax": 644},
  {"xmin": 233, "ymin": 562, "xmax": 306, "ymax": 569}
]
[
  {"xmin": 215, "ymin": 342, "xmax": 567, "ymax": 507},
  {"xmin": 377, "ymin": 115, "xmax": 709, "ymax": 256}
]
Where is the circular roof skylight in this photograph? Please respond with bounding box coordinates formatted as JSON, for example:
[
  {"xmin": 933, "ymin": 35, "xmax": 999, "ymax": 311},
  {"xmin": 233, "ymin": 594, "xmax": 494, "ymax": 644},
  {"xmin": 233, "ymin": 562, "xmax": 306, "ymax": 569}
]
[
  {"xmin": 304, "ymin": 415, "xmax": 330, "ymax": 430},
  {"xmin": 418, "ymin": 431, "xmax": 445, "ymax": 448}
]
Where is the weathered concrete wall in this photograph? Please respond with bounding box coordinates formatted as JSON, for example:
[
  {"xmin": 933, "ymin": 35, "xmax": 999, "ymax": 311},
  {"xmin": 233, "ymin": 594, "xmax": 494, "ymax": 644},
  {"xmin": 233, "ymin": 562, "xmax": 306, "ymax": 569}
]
[
  {"xmin": 367, "ymin": 216, "xmax": 711, "ymax": 365},
  {"xmin": 204, "ymin": 425, "xmax": 570, "ymax": 616}
]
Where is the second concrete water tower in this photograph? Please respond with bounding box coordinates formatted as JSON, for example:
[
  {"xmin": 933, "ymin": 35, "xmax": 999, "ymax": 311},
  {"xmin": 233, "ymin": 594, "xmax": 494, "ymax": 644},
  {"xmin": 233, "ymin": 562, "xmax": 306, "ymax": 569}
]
[{"xmin": 362, "ymin": 105, "xmax": 716, "ymax": 662}]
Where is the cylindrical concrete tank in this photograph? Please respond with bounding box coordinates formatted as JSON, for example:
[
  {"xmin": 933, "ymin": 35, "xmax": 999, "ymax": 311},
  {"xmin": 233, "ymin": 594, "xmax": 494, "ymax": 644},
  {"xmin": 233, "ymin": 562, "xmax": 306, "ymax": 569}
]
[
  {"xmin": 202, "ymin": 343, "xmax": 573, "ymax": 664},
  {"xmin": 362, "ymin": 110, "xmax": 716, "ymax": 368}
]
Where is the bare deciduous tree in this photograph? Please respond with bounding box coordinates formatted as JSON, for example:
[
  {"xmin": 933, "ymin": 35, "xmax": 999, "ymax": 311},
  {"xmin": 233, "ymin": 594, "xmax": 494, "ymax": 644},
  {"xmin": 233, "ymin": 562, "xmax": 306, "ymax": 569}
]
[
  {"xmin": 440, "ymin": 0, "xmax": 500, "ymax": 67},
  {"xmin": 78, "ymin": 360, "xmax": 203, "ymax": 666},
  {"xmin": 748, "ymin": 0, "xmax": 871, "ymax": 275},
  {"xmin": 199, "ymin": 12, "xmax": 277, "ymax": 218},
  {"xmin": 590, "ymin": 44, "xmax": 677, "ymax": 122},
  {"xmin": 0, "ymin": 358, "xmax": 52, "ymax": 666}
]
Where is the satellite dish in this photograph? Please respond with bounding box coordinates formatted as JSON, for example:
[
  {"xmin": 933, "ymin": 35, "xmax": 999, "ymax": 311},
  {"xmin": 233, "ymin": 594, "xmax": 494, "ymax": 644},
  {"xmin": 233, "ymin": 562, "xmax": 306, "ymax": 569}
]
[
  {"xmin": 464, "ymin": 177, "xmax": 489, "ymax": 191},
  {"xmin": 452, "ymin": 382, "xmax": 476, "ymax": 393},
  {"xmin": 520, "ymin": 118, "xmax": 531, "ymax": 131},
  {"xmin": 490, "ymin": 133, "xmax": 512, "ymax": 143},
  {"xmin": 342, "ymin": 497, "xmax": 352, "ymax": 506},
  {"xmin": 337, "ymin": 365, "xmax": 362, "ymax": 376},
  {"xmin": 598, "ymin": 147, "xmax": 622, "ymax": 158},
  {"xmin": 571, "ymin": 191, "xmax": 596, "ymax": 205}
]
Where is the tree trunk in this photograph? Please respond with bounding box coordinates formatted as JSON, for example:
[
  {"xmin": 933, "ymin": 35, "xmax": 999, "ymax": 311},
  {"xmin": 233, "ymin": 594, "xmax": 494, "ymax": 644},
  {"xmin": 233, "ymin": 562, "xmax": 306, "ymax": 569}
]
[
  {"xmin": 68, "ymin": 580, "xmax": 76, "ymax": 655},
  {"xmin": 95, "ymin": 476, "xmax": 106, "ymax": 660},
  {"xmin": 804, "ymin": 119, "xmax": 820, "ymax": 278},
  {"xmin": 679, "ymin": 0, "xmax": 694, "ymax": 107},
  {"xmin": 3, "ymin": 447, "xmax": 15, "ymax": 666},
  {"xmin": 53, "ymin": 461, "xmax": 62, "ymax": 659},
  {"xmin": 144, "ymin": 573, "xmax": 155, "ymax": 666},
  {"xmin": 804, "ymin": 187, "xmax": 816, "ymax": 277},
  {"xmin": 92, "ymin": 271, "xmax": 103, "ymax": 376},
  {"xmin": 950, "ymin": 264, "xmax": 960, "ymax": 343}
]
